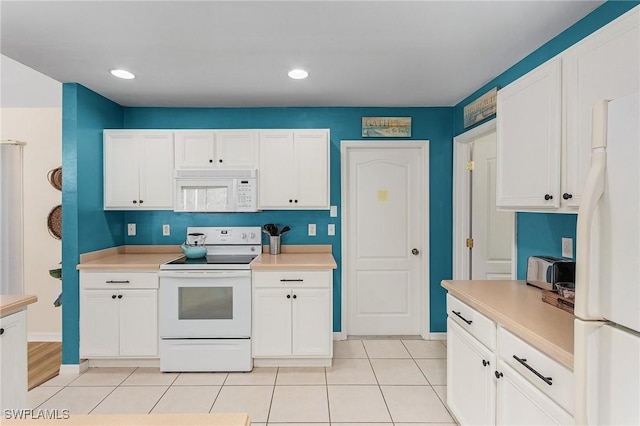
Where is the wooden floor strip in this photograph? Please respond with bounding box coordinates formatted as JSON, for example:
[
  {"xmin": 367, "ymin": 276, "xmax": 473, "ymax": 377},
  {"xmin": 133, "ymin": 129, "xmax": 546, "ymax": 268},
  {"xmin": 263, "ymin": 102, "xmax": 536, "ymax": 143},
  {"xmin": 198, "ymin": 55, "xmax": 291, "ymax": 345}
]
[{"xmin": 28, "ymin": 342, "xmax": 62, "ymax": 390}]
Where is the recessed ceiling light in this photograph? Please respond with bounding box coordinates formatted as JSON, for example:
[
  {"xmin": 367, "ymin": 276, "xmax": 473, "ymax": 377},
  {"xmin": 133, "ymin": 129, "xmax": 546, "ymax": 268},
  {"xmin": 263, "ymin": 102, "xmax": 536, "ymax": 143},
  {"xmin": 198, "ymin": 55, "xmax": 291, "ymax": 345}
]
[
  {"xmin": 110, "ymin": 69, "xmax": 135, "ymax": 79},
  {"xmin": 288, "ymin": 69, "xmax": 309, "ymax": 80}
]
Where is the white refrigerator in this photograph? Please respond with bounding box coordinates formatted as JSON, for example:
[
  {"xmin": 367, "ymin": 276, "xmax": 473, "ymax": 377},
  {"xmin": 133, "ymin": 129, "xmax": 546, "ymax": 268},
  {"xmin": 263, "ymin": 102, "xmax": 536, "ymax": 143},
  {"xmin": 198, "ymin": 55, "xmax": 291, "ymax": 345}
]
[{"xmin": 574, "ymin": 93, "xmax": 640, "ymax": 425}]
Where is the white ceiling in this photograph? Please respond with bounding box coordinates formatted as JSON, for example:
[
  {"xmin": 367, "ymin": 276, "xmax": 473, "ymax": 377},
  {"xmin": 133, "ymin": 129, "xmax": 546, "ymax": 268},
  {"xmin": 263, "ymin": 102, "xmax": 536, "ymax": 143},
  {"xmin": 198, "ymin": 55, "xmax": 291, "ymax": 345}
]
[{"xmin": 1, "ymin": 1, "xmax": 604, "ymax": 108}]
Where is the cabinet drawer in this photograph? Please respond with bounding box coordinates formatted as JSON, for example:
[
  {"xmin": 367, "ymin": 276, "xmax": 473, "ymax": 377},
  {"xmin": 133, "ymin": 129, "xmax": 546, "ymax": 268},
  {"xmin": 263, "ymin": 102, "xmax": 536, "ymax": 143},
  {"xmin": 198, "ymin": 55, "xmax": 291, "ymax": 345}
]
[
  {"xmin": 80, "ymin": 271, "xmax": 158, "ymax": 289},
  {"xmin": 447, "ymin": 294, "xmax": 496, "ymax": 350},
  {"xmin": 253, "ymin": 270, "xmax": 331, "ymax": 288},
  {"xmin": 497, "ymin": 326, "xmax": 574, "ymax": 415}
]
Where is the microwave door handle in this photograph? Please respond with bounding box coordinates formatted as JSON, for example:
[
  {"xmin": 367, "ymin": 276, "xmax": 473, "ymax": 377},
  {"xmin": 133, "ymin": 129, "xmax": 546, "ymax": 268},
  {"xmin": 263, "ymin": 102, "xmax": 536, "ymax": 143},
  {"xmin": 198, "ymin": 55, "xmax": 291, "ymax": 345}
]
[{"xmin": 575, "ymin": 100, "xmax": 607, "ymax": 319}]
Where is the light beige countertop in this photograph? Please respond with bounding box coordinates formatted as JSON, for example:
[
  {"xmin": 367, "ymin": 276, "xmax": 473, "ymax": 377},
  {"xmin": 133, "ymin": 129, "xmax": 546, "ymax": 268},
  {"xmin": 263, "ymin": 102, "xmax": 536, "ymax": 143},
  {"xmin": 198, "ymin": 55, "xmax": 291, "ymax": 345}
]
[
  {"xmin": 252, "ymin": 245, "xmax": 336, "ymax": 270},
  {"xmin": 77, "ymin": 245, "xmax": 182, "ymax": 271},
  {"xmin": 0, "ymin": 295, "xmax": 38, "ymax": 318},
  {"xmin": 3, "ymin": 412, "xmax": 250, "ymax": 425},
  {"xmin": 442, "ymin": 280, "xmax": 574, "ymax": 370}
]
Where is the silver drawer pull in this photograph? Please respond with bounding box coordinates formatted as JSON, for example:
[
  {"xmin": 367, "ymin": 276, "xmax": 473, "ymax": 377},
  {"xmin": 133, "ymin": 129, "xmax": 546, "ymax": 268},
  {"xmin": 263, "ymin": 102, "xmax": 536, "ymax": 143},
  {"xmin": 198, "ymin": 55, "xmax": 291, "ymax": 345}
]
[
  {"xmin": 280, "ymin": 279, "xmax": 303, "ymax": 282},
  {"xmin": 106, "ymin": 280, "xmax": 130, "ymax": 284},
  {"xmin": 451, "ymin": 310, "xmax": 472, "ymax": 325},
  {"xmin": 513, "ymin": 355, "xmax": 553, "ymax": 385}
]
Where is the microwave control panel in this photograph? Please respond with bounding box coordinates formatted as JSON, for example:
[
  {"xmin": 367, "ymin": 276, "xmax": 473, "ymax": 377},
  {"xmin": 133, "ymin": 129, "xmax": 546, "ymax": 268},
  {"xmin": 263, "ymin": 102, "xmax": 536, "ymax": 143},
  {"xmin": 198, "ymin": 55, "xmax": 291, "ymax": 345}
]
[{"xmin": 235, "ymin": 179, "xmax": 257, "ymax": 211}]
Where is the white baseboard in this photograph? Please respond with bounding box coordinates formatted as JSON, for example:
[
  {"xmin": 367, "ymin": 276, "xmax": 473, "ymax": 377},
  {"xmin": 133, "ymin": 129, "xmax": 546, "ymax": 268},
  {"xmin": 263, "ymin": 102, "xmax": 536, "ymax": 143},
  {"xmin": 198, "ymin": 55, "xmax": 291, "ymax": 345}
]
[
  {"xmin": 28, "ymin": 332, "xmax": 62, "ymax": 342},
  {"xmin": 59, "ymin": 360, "xmax": 89, "ymax": 375},
  {"xmin": 87, "ymin": 358, "xmax": 160, "ymax": 368},
  {"xmin": 429, "ymin": 332, "xmax": 447, "ymax": 340},
  {"xmin": 333, "ymin": 332, "xmax": 347, "ymax": 341}
]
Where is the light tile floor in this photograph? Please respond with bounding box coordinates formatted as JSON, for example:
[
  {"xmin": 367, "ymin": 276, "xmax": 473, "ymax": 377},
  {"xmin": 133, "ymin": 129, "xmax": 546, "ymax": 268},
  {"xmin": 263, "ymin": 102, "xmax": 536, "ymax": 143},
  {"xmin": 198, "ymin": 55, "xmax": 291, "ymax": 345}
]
[{"xmin": 29, "ymin": 339, "xmax": 455, "ymax": 425}]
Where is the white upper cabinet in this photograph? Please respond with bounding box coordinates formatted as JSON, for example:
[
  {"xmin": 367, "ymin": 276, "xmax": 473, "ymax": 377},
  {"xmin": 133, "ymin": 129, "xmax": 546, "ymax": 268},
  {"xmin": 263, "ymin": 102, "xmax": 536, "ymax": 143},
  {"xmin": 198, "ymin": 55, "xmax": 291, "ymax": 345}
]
[
  {"xmin": 496, "ymin": 7, "xmax": 639, "ymax": 212},
  {"xmin": 104, "ymin": 131, "xmax": 174, "ymax": 210},
  {"xmin": 259, "ymin": 129, "xmax": 330, "ymax": 210},
  {"xmin": 497, "ymin": 58, "xmax": 562, "ymax": 209},
  {"xmin": 174, "ymin": 130, "xmax": 258, "ymax": 169},
  {"xmin": 562, "ymin": 7, "xmax": 639, "ymax": 208}
]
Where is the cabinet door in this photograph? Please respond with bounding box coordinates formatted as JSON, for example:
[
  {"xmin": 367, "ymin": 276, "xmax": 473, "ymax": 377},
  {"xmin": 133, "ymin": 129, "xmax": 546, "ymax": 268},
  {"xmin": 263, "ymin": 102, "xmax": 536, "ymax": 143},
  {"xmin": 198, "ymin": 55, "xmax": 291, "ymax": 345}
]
[
  {"xmin": 447, "ymin": 318, "xmax": 496, "ymax": 426},
  {"xmin": 294, "ymin": 130, "xmax": 329, "ymax": 209},
  {"xmin": 496, "ymin": 360, "xmax": 573, "ymax": 425},
  {"xmin": 139, "ymin": 132, "xmax": 174, "ymax": 209},
  {"xmin": 104, "ymin": 132, "xmax": 141, "ymax": 209},
  {"xmin": 252, "ymin": 289, "xmax": 292, "ymax": 356},
  {"xmin": 174, "ymin": 131, "xmax": 216, "ymax": 168},
  {"xmin": 119, "ymin": 290, "xmax": 158, "ymax": 357},
  {"xmin": 497, "ymin": 58, "xmax": 561, "ymax": 209},
  {"xmin": 80, "ymin": 290, "xmax": 120, "ymax": 357},
  {"xmin": 563, "ymin": 8, "xmax": 639, "ymax": 208},
  {"xmin": 258, "ymin": 131, "xmax": 295, "ymax": 208},
  {"xmin": 0, "ymin": 310, "xmax": 27, "ymax": 410},
  {"xmin": 292, "ymin": 289, "xmax": 332, "ymax": 356},
  {"xmin": 216, "ymin": 131, "xmax": 258, "ymax": 168}
]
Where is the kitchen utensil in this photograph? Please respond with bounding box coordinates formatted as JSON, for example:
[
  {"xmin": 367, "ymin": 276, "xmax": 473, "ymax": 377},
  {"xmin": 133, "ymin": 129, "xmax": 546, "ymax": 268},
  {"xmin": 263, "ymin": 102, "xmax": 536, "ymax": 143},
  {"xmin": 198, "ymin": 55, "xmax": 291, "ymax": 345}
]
[
  {"xmin": 264, "ymin": 223, "xmax": 278, "ymax": 236},
  {"xmin": 187, "ymin": 232, "xmax": 206, "ymax": 246},
  {"xmin": 279, "ymin": 226, "xmax": 290, "ymax": 235},
  {"xmin": 180, "ymin": 244, "xmax": 207, "ymax": 258}
]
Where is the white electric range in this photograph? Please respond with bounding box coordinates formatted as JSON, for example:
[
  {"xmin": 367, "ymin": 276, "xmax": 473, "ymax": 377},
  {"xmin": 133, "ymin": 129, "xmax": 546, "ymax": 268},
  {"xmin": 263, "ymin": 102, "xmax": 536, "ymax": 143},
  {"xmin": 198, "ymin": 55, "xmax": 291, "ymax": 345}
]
[{"xmin": 158, "ymin": 226, "xmax": 261, "ymax": 372}]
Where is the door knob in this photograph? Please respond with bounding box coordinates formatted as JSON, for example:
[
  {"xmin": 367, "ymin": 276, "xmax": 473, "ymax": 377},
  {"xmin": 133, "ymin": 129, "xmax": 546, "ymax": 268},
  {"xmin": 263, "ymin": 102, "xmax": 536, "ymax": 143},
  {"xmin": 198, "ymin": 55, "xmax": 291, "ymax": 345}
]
[
  {"xmin": 562, "ymin": 193, "xmax": 573, "ymax": 200},
  {"xmin": 412, "ymin": 248, "xmax": 420, "ymax": 255},
  {"xmin": 544, "ymin": 194, "xmax": 553, "ymax": 201}
]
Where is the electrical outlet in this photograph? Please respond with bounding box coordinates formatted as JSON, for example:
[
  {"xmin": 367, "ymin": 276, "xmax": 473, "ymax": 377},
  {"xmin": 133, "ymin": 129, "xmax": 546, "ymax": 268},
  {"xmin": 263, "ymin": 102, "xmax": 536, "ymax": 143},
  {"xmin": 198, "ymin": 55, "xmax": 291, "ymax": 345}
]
[
  {"xmin": 127, "ymin": 223, "xmax": 136, "ymax": 236},
  {"xmin": 308, "ymin": 223, "xmax": 316, "ymax": 236},
  {"xmin": 562, "ymin": 237, "xmax": 573, "ymax": 258},
  {"xmin": 330, "ymin": 205, "xmax": 338, "ymax": 217},
  {"xmin": 162, "ymin": 224, "xmax": 170, "ymax": 236},
  {"xmin": 328, "ymin": 224, "xmax": 335, "ymax": 236}
]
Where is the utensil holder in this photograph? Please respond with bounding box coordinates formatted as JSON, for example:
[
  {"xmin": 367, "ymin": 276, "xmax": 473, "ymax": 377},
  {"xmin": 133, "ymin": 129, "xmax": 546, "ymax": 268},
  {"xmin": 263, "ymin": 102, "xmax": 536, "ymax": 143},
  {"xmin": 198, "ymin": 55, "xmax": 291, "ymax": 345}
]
[{"xmin": 269, "ymin": 235, "xmax": 281, "ymax": 255}]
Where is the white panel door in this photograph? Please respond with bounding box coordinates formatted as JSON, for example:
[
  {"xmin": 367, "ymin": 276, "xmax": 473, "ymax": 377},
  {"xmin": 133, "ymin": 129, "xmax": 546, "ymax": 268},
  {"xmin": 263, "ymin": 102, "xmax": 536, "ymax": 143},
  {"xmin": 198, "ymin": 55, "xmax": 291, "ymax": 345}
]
[
  {"xmin": 294, "ymin": 130, "xmax": 329, "ymax": 208},
  {"xmin": 447, "ymin": 318, "xmax": 496, "ymax": 425},
  {"xmin": 471, "ymin": 132, "xmax": 514, "ymax": 280},
  {"xmin": 563, "ymin": 8, "xmax": 639, "ymax": 208},
  {"xmin": 347, "ymin": 146, "xmax": 426, "ymax": 335},
  {"xmin": 139, "ymin": 132, "xmax": 174, "ymax": 209},
  {"xmin": 174, "ymin": 131, "xmax": 216, "ymax": 168},
  {"xmin": 496, "ymin": 360, "xmax": 573, "ymax": 425},
  {"xmin": 258, "ymin": 131, "xmax": 295, "ymax": 208},
  {"xmin": 496, "ymin": 58, "xmax": 561, "ymax": 208},
  {"xmin": 575, "ymin": 320, "xmax": 640, "ymax": 425},
  {"xmin": 119, "ymin": 290, "xmax": 158, "ymax": 357},
  {"xmin": 292, "ymin": 289, "xmax": 331, "ymax": 356},
  {"xmin": 216, "ymin": 130, "xmax": 258, "ymax": 168},
  {"xmin": 80, "ymin": 290, "xmax": 119, "ymax": 357},
  {"xmin": 252, "ymin": 289, "xmax": 292, "ymax": 356},
  {"xmin": 104, "ymin": 133, "xmax": 140, "ymax": 208}
]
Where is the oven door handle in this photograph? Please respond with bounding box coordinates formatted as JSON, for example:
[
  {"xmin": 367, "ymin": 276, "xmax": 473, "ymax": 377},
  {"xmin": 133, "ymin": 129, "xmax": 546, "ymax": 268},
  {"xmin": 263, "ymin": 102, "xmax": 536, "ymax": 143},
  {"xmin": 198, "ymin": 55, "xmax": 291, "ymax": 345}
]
[{"xmin": 159, "ymin": 270, "xmax": 250, "ymax": 278}]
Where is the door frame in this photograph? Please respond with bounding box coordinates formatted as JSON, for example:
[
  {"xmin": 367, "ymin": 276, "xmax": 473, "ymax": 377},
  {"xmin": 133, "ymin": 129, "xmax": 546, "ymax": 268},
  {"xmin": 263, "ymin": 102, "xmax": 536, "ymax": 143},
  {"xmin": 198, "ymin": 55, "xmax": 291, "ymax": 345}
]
[
  {"xmin": 452, "ymin": 119, "xmax": 517, "ymax": 280},
  {"xmin": 340, "ymin": 140, "xmax": 430, "ymax": 339}
]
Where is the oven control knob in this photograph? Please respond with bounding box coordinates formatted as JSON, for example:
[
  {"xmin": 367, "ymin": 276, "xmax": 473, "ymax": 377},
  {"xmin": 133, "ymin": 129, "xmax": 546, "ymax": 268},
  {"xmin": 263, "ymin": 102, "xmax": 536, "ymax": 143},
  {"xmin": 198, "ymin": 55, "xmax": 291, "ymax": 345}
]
[
  {"xmin": 241, "ymin": 233, "xmax": 247, "ymax": 239},
  {"xmin": 250, "ymin": 232, "xmax": 256, "ymax": 239}
]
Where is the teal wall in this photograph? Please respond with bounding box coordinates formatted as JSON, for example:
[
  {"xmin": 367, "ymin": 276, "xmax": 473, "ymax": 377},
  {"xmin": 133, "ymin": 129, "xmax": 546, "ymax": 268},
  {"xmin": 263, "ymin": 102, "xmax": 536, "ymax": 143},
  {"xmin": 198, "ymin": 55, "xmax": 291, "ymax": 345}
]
[
  {"xmin": 62, "ymin": 83, "xmax": 124, "ymax": 364},
  {"xmin": 454, "ymin": 0, "xmax": 638, "ymax": 279},
  {"xmin": 122, "ymin": 107, "xmax": 454, "ymax": 333}
]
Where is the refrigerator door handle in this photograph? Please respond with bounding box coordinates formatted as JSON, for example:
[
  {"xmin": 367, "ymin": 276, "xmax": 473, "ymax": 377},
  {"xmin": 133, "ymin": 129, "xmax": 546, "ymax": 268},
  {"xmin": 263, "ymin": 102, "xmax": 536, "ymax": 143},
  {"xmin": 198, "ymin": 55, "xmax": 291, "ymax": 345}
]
[{"xmin": 575, "ymin": 100, "xmax": 608, "ymax": 319}]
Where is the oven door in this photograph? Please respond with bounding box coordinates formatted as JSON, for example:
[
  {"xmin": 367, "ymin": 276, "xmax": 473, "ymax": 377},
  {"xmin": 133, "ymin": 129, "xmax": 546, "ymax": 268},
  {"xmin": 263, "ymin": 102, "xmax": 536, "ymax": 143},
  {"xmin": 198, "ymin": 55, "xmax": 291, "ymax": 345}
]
[{"xmin": 159, "ymin": 270, "xmax": 251, "ymax": 338}]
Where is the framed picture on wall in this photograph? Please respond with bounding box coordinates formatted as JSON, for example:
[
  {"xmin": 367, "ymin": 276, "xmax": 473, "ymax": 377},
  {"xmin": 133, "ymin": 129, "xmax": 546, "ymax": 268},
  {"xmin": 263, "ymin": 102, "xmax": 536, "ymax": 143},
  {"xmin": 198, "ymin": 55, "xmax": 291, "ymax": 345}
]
[{"xmin": 362, "ymin": 117, "xmax": 411, "ymax": 137}]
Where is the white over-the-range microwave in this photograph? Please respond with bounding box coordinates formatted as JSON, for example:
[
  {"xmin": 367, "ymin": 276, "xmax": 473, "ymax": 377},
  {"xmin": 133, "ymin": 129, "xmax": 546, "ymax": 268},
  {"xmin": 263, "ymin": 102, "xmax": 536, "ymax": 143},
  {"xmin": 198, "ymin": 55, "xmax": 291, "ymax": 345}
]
[{"xmin": 174, "ymin": 169, "xmax": 258, "ymax": 212}]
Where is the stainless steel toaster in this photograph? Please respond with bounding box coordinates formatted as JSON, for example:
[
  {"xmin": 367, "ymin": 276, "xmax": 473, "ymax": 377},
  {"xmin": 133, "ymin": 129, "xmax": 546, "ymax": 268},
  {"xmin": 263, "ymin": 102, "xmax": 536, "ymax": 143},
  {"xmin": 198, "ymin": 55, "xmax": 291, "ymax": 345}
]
[{"xmin": 526, "ymin": 255, "xmax": 576, "ymax": 291}]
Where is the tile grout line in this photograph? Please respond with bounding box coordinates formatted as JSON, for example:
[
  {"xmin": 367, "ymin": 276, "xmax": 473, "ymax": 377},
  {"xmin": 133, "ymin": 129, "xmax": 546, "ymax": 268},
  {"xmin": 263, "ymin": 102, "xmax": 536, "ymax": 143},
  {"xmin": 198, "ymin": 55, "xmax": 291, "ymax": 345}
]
[
  {"xmin": 86, "ymin": 366, "xmax": 139, "ymax": 415},
  {"xmin": 207, "ymin": 375, "xmax": 227, "ymax": 414},
  {"xmin": 146, "ymin": 369, "xmax": 180, "ymax": 414},
  {"xmin": 365, "ymin": 341, "xmax": 395, "ymax": 424},
  {"xmin": 264, "ymin": 367, "xmax": 278, "ymax": 424}
]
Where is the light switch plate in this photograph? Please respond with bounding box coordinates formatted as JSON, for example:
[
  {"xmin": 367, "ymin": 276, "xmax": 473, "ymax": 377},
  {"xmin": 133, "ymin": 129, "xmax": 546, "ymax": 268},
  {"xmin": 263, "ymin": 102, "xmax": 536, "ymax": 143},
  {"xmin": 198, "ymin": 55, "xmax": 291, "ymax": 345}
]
[
  {"xmin": 328, "ymin": 224, "xmax": 335, "ymax": 236},
  {"xmin": 330, "ymin": 205, "xmax": 338, "ymax": 217},
  {"xmin": 127, "ymin": 223, "xmax": 136, "ymax": 236},
  {"xmin": 163, "ymin": 224, "xmax": 170, "ymax": 236},
  {"xmin": 562, "ymin": 237, "xmax": 573, "ymax": 258},
  {"xmin": 308, "ymin": 223, "xmax": 316, "ymax": 236}
]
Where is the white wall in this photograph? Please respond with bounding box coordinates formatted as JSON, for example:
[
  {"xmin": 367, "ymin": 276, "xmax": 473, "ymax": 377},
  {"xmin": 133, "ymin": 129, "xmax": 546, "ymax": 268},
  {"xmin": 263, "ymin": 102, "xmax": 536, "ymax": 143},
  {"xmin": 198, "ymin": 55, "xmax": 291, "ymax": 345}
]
[{"xmin": 1, "ymin": 55, "xmax": 63, "ymax": 340}]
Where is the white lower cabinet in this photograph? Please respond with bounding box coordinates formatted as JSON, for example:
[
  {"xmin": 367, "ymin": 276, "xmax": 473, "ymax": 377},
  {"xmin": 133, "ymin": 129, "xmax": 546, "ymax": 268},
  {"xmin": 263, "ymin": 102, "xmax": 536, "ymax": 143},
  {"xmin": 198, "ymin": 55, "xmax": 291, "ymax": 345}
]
[
  {"xmin": 80, "ymin": 271, "xmax": 158, "ymax": 358},
  {"xmin": 252, "ymin": 270, "xmax": 332, "ymax": 365},
  {"xmin": 0, "ymin": 310, "xmax": 27, "ymax": 410},
  {"xmin": 496, "ymin": 360, "xmax": 573, "ymax": 425},
  {"xmin": 447, "ymin": 318, "xmax": 496, "ymax": 425},
  {"xmin": 447, "ymin": 295, "xmax": 573, "ymax": 425}
]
